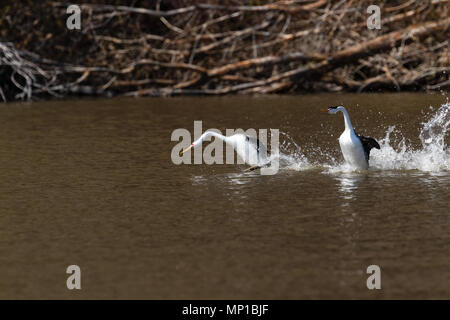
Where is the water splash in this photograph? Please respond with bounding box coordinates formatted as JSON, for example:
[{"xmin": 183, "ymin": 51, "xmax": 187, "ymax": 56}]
[
  {"xmin": 370, "ymin": 101, "xmax": 450, "ymax": 172},
  {"xmin": 281, "ymin": 101, "xmax": 450, "ymax": 173},
  {"xmin": 278, "ymin": 131, "xmax": 313, "ymax": 171}
]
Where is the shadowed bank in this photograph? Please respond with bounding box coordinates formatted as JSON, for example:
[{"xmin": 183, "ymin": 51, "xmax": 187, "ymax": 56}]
[{"xmin": 0, "ymin": 0, "xmax": 448, "ymax": 102}]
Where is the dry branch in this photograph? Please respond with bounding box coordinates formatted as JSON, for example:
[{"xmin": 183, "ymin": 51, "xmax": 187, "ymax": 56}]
[{"xmin": 1, "ymin": 0, "xmax": 449, "ymax": 101}]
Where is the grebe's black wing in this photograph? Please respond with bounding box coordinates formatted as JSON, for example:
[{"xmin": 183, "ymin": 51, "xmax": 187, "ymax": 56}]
[{"xmin": 356, "ymin": 133, "xmax": 380, "ymax": 161}]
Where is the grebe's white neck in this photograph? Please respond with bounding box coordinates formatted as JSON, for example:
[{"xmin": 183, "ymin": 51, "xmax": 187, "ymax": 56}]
[
  {"xmin": 328, "ymin": 106, "xmax": 354, "ymax": 132},
  {"xmin": 339, "ymin": 107, "xmax": 354, "ymax": 132},
  {"xmin": 192, "ymin": 130, "xmax": 227, "ymax": 147}
]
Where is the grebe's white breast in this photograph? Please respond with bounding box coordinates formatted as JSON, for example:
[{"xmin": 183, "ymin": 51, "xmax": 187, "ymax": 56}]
[{"xmin": 339, "ymin": 129, "xmax": 368, "ymax": 170}]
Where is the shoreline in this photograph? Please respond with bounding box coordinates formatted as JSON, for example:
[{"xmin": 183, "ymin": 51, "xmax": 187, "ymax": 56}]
[{"xmin": 1, "ymin": 1, "xmax": 449, "ymax": 102}]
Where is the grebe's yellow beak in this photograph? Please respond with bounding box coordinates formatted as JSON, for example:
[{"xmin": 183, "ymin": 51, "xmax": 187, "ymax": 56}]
[{"xmin": 179, "ymin": 144, "xmax": 193, "ymax": 156}]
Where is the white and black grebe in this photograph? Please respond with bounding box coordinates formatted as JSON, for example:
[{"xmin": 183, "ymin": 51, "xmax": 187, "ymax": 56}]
[
  {"xmin": 324, "ymin": 106, "xmax": 380, "ymax": 170},
  {"xmin": 180, "ymin": 131, "xmax": 270, "ymax": 171}
]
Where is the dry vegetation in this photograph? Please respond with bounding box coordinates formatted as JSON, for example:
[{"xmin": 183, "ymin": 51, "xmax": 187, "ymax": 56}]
[{"xmin": 0, "ymin": 0, "xmax": 449, "ymax": 102}]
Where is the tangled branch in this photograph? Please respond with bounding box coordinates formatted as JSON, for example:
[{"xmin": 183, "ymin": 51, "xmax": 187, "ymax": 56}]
[{"xmin": 0, "ymin": 0, "xmax": 449, "ymax": 101}]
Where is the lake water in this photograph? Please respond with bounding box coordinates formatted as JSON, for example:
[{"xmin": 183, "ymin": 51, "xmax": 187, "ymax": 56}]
[{"xmin": 0, "ymin": 93, "xmax": 449, "ymax": 299}]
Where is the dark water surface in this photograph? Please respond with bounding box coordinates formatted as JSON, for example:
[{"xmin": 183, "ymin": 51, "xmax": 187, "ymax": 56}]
[{"xmin": 0, "ymin": 93, "xmax": 449, "ymax": 299}]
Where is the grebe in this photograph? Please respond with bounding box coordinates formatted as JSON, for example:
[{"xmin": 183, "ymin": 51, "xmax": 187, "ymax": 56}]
[
  {"xmin": 324, "ymin": 106, "xmax": 380, "ymax": 170},
  {"xmin": 180, "ymin": 131, "xmax": 270, "ymax": 171}
]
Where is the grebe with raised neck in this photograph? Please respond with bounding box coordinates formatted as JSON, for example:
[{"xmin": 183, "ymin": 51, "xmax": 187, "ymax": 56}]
[{"xmin": 324, "ymin": 106, "xmax": 380, "ymax": 170}]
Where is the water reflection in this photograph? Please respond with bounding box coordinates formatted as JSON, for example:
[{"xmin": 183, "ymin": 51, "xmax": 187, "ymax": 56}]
[
  {"xmin": 191, "ymin": 175, "xmax": 208, "ymax": 186},
  {"xmin": 335, "ymin": 172, "xmax": 365, "ymax": 201},
  {"xmin": 226, "ymin": 172, "xmax": 255, "ymax": 185},
  {"xmin": 333, "ymin": 173, "xmax": 366, "ymax": 231}
]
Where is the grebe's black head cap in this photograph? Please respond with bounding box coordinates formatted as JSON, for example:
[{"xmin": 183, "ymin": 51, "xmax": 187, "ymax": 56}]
[{"xmin": 322, "ymin": 105, "xmax": 343, "ymax": 113}]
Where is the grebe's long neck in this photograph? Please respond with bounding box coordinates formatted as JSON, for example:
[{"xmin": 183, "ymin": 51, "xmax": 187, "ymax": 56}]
[
  {"xmin": 340, "ymin": 108, "xmax": 354, "ymax": 132},
  {"xmin": 195, "ymin": 131, "xmax": 228, "ymax": 145},
  {"xmin": 191, "ymin": 130, "xmax": 228, "ymax": 147}
]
